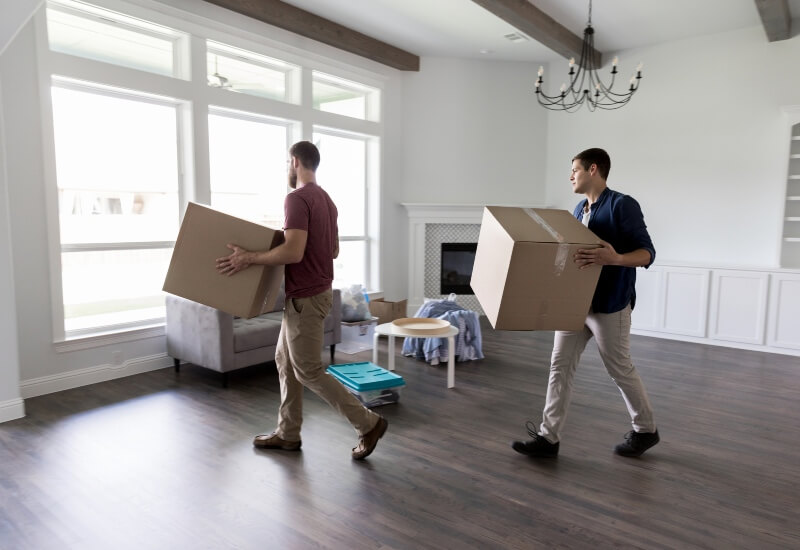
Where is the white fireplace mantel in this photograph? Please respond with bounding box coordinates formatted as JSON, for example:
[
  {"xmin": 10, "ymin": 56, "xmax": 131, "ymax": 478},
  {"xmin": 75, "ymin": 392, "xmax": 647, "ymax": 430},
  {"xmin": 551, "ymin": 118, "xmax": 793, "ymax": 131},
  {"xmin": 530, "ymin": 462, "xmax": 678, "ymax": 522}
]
[{"xmin": 401, "ymin": 203, "xmax": 545, "ymax": 312}]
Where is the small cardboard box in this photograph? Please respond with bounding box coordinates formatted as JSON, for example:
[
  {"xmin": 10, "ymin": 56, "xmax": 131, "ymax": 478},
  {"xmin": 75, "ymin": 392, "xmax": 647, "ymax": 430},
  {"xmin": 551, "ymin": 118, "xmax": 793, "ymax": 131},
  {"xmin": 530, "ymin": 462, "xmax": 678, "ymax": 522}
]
[
  {"xmin": 339, "ymin": 316, "xmax": 379, "ymax": 354},
  {"xmin": 369, "ymin": 298, "xmax": 408, "ymax": 326},
  {"xmin": 470, "ymin": 206, "xmax": 602, "ymax": 331},
  {"xmin": 163, "ymin": 202, "xmax": 284, "ymax": 319}
]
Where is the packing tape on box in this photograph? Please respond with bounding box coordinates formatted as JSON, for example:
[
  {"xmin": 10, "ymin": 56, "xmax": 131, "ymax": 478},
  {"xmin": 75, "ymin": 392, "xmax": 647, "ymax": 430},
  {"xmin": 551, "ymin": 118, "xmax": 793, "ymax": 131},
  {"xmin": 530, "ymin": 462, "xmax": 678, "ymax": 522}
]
[{"xmin": 524, "ymin": 208, "xmax": 569, "ymax": 276}]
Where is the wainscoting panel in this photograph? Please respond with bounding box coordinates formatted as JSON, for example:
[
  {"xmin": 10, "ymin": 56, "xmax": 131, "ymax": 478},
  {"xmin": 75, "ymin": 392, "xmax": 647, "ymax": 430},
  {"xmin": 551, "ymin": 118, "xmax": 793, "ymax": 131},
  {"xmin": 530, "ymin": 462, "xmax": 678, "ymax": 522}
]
[
  {"xmin": 631, "ymin": 268, "xmax": 663, "ymax": 331},
  {"xmin": 767, "ymin": 273, "xmax": 800, "ymax": 350},
  {"xmin": 663, "ymin": 268, "xmax": 710, "ymax": 337},
  {"xmin": 709, "ymin": 271, "xmax": 769, "ymax": 345}
]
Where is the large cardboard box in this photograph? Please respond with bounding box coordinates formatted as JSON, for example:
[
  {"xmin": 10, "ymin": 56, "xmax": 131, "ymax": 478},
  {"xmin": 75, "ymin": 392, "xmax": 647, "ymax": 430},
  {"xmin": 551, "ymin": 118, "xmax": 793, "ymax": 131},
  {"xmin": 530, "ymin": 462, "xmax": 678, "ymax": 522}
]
[
  {"xmin": 369, "ymin": 298, "xmax": 408, "ymax": 326},
  {"xmin": 163, "ymin": 202, "xmax": 284, "ymax": 319},
  {"xmin": 470, "ymin": 206, "xmax": 602, "ymax": 331}
]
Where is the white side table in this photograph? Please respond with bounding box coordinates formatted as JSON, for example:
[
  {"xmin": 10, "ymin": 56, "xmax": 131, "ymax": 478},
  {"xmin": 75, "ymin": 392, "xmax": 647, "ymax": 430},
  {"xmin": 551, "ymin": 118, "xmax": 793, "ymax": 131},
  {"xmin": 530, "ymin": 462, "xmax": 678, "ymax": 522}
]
[{"xmin": 372, "ymin": 322, "xmax": 459, "ymax": 388}]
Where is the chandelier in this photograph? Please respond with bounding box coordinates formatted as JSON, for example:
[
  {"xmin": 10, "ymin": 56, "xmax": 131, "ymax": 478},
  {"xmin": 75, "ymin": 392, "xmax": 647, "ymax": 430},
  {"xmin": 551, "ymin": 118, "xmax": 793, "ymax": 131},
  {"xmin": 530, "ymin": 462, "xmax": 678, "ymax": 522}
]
[{"xmin": 535, "ymin": 0, "xmax": 642, "ymax": 112}]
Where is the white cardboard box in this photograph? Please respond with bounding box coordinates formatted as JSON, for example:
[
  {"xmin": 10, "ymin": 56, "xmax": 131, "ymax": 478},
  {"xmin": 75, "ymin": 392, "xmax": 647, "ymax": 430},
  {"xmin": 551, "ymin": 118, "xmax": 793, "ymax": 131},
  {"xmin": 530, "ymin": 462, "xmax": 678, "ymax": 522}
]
[{"xmin": 338, "ymin": 317, "xmax": 379, "ymax": 354}]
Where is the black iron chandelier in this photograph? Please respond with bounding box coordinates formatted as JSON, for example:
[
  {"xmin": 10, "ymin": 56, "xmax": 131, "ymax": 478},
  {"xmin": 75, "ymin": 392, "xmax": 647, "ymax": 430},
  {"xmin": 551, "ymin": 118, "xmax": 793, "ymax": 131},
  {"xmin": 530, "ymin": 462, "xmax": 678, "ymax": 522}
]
[{"xmin": 535, "ymin": 0, "xmax": 642, "ymax": 112}]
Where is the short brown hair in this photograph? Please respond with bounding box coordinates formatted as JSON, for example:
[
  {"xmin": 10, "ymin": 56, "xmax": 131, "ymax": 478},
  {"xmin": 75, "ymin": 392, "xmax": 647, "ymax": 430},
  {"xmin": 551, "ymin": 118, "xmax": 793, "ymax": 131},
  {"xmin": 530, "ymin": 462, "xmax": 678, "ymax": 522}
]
[
  {"xmin": 289, "ymin": 141, "xmax": 320, "ymax": 171},
  {"xmin": 573, "ymin": 148, "xmax": 611, "ymax": 180}
]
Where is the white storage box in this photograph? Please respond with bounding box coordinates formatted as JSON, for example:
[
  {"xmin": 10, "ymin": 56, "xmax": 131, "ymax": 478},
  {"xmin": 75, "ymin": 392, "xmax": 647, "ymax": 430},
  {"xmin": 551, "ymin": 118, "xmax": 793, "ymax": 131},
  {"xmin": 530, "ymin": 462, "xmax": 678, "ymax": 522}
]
[{"xmin": 338, "ymin": 316, "xmax": 378, "ymax": 354}]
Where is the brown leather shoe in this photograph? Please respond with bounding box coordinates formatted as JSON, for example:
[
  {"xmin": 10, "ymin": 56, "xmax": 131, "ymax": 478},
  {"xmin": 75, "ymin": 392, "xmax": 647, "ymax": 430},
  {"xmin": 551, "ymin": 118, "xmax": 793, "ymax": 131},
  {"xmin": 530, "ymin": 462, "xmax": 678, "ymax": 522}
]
[
  {"xmin": 352, "ymin": 416, "xmax": 388, "ymax": 460},
  {"xmin": 253, "ymin": 432, "xmax": 301, "ymax": 451}
]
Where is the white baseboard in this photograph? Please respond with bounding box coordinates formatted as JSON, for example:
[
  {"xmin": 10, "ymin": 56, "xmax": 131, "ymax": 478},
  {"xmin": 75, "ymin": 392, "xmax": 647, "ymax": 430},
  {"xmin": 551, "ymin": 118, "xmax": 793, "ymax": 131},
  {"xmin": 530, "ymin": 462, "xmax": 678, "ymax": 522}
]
[
  {"xmin": 0, "ymin": 397, "xmax": 25, "ymax": 423},
  {"xmin": 20, "ymin": 353, "xmax": 173, "ymax": 399},
  {"xmin": 631, "ymin": 329, "xmax": 800, "ymax": 357}
]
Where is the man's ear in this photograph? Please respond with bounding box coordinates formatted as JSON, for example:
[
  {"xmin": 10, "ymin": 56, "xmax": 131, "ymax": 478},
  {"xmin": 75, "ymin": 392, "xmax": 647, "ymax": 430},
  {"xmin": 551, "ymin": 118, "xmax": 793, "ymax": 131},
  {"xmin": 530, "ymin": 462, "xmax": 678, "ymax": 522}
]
[{"xmin": 589, "ymin": 163, "xmax": 598, "ymax": 176}]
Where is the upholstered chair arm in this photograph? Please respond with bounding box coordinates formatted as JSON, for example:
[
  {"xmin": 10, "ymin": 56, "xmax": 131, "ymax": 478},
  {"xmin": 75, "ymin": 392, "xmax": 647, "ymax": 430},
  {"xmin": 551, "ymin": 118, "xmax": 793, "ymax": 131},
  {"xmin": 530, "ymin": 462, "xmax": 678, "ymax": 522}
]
[{"xmin": 165, "ymin": 294, "xmax": 235, "ymax": 372}]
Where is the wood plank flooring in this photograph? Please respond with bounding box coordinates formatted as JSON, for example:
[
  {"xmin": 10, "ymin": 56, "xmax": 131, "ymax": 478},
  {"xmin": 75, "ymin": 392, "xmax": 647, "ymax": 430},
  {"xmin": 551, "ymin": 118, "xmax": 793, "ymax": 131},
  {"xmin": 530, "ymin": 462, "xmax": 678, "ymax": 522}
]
[{"xmin": 1, "ymin": 319, "xmax": 799, "ymax": 549}]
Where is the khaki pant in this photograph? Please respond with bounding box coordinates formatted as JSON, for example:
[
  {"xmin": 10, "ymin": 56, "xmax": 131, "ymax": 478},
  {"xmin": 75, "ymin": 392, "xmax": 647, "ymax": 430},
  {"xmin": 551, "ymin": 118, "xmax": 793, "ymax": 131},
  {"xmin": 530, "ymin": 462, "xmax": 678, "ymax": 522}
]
[
  {"xmin": 275, "ymin": 289, "xmax": 379, "ymax": 441},
  {"xmin": 539, "ymin": 305, "xmax": 656, "ymax": 443}
]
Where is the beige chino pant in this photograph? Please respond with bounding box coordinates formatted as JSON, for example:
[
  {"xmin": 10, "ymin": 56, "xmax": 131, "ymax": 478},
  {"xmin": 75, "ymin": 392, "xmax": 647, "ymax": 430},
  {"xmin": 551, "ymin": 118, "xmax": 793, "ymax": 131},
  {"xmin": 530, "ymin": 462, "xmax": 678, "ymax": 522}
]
[
  {"xmin": 275, "ymin": 289, "xmax": 380, "ymax": 442},
  {"xmin": 539, "ymin": 305, "xmax": 656, "ymax": 443}
]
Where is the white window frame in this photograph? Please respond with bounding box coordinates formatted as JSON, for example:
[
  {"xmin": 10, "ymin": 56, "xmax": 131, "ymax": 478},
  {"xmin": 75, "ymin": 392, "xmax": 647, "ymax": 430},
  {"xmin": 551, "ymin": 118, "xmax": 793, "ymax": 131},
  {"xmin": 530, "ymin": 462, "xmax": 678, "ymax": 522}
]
[{"xmin": 34, "ymin": 0, "xmax": 385, "ymax": 346}]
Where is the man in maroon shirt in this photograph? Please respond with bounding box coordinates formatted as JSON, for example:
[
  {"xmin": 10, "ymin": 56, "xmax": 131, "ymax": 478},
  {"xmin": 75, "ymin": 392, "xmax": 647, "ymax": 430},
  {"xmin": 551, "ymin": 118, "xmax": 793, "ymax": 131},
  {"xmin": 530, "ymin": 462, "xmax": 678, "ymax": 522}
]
[{"xmin": 216, "ymin": 141, "xmax": 387, "ymax": 460}]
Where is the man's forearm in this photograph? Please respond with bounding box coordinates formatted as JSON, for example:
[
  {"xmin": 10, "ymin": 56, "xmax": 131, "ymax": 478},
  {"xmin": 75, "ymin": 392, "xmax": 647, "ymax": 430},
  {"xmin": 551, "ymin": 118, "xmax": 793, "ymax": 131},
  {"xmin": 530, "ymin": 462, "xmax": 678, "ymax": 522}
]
[
  {"xmin": 615, "ymin": 248, "xmax": 652, "ymax": 268},
  {"xmin": 247, "ymin": 244, "xmax": 302, "ymax": 266}
]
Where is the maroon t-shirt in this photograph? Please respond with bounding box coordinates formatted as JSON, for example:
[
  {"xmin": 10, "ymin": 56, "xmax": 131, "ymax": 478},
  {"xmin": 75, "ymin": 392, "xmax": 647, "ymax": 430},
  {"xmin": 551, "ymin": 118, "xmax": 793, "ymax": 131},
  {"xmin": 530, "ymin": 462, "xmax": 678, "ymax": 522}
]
[{"xmin": 283, "ymin": 182, "xmax": 338, "ymax": 298}]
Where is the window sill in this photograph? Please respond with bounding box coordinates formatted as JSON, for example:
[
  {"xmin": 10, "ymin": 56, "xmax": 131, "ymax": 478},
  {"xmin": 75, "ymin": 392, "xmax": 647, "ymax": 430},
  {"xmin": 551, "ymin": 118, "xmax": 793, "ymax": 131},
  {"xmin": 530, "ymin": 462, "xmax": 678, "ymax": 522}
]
[{"xmin": 54, "ymin": 323, "xmax": 165, "ymax": 353}]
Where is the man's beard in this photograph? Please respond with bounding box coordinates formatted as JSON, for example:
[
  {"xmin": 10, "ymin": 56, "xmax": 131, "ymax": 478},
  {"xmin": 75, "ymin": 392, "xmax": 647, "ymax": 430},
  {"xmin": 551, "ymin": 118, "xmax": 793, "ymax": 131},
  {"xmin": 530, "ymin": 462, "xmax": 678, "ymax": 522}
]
[{"xmin": 288, "ymin": 169, "xmax": 297, "ymax": 189}]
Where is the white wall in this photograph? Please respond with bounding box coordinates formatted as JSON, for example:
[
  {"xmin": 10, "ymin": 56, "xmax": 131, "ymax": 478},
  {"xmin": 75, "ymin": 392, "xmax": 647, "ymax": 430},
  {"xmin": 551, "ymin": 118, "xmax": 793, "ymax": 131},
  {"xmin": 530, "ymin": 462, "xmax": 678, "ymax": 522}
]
[
  {"xmin": 0, "ymin": 76, "xmax": 25, "ymax": 422},
  {"xmin": 0, "ymin": 0, "xmax": 41, "ymax": 56},
  {"xmin": 543, "ymin": 25, "xmax": 800, "ymax": 268},
  {"xmin": 401, "ymin": 56, "xmax": 548, "ymax": 206}
]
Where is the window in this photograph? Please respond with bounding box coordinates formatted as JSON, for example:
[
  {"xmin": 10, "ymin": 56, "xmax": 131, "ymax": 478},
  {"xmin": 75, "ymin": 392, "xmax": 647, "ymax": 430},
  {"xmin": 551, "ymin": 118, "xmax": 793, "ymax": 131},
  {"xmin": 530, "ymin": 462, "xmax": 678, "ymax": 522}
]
[
  {"xmin": 47, "ymin": 0, "xmax": 188, "ymax": 78},
  {"xmin": 41, "ymin": 0, "xmax": 383, "ymax": 339},
  {"xmin": 313, "ymin": 71, "xmax": 380, "ymax": 121},
  {"xmin": 208, "ymin": 108, "xmax": 292, "ymax": 227},
  {"xmin": 50, "ymin": 82, "xmax": 181, "ymax": 333},
  {"xmin": 207, "ymin": 41, "xmax": 299, "ymax": 103},
  {"xmin": 313, "ymin": 129, "xmax": 373, "ymax": 286}
]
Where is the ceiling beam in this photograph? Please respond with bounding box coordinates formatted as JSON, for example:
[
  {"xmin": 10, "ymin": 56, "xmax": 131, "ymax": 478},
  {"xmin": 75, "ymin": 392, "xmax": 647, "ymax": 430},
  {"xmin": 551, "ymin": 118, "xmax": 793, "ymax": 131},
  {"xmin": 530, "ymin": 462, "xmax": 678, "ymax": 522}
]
[
  {"xmin": 470, "ymin": 0, "xmax": 601, "ymax": 66},
  {"xmin": 754, "ymin": 0, "xmax": 792, "ymax": 41},
  {"xmin": 202, "ymin": 0, "xmax": 420, "ymax": 71}
]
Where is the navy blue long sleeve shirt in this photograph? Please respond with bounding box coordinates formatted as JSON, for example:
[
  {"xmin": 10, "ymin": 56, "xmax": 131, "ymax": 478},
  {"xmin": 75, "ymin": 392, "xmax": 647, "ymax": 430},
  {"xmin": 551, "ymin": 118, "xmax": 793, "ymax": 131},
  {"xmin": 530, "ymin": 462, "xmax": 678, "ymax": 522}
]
[{"xmin": 574, "ymin": 187, "xmax": 656, "ymax": 314}]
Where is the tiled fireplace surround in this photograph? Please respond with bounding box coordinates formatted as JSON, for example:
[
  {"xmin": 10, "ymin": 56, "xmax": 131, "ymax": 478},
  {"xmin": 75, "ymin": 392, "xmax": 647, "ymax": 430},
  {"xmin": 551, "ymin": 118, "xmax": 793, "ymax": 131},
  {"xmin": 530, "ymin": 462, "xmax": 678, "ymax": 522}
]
[{"xmin": 402, "ymin": 204, "xmax": 490, "ymax": 315}]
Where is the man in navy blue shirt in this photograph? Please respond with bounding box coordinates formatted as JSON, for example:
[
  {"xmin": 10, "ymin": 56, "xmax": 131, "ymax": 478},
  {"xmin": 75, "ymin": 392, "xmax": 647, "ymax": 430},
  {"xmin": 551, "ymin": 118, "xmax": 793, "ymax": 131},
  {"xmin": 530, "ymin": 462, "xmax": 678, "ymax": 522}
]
[{"xmin": 512, "ymin": 148, "xmax": 660, "ymax": 458}]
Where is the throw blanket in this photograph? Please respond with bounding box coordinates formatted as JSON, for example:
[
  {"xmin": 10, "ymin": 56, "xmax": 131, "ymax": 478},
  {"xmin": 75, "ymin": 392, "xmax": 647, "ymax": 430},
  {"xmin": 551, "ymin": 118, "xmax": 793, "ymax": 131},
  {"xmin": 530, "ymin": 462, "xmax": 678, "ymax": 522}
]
[{"xmin": 401, "ymin": 300, "xmax": 484, "ymax": 364}]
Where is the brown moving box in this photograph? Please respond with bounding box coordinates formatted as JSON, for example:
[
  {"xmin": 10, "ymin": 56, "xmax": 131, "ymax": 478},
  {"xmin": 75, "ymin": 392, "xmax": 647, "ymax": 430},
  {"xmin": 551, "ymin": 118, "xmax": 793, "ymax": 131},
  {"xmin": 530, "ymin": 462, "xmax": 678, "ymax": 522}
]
[
  {"xmin": 163, "ymin": 202, "xmax": 284, "ymax": 319},
  {"xmin": 369, "ymin": 298, "xmax": 408, "ymax": 326},
  {"xmin": 470, "ymin": 206, "xmax": 602, "ymax": 331}
]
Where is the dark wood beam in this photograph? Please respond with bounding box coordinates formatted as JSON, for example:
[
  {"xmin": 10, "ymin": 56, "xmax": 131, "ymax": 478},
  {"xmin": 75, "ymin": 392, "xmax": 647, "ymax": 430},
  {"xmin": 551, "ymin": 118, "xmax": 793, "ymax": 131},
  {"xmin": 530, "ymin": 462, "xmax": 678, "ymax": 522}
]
[
  {"xmin": 470, "ymin": 0, "xmax": 601, "ymax": 67},
  {"xmin": 202, "ymin": 0, "xmax": 419, "ymax": 71},
  {"xmin": 754, "ymin": 0, "xmax": 792, "ymax": 41}
]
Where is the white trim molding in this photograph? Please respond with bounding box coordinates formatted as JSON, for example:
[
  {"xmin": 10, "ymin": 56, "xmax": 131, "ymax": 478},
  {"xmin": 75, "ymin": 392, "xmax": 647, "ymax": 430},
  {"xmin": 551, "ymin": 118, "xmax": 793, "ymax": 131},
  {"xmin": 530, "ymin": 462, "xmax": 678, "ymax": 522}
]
[
  {"xmin": 20, "ymin": 353, "xmax": 173, "ymax": 399},
  {"xmin": 0, "ymin": 398, "xmax": 25, "ymax": 424}
]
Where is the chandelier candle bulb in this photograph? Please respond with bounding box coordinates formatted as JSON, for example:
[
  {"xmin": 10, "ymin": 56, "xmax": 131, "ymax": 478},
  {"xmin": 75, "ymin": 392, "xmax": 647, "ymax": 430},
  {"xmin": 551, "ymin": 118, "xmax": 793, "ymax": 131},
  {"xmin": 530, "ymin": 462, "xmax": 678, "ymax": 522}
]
[
  {"xmin": 612, "ymin": 56, "xmax": 618, "ymax": 66},
  {"xmin": 538, "ymin": 66, "xmax": 544, "ymax": 76}
]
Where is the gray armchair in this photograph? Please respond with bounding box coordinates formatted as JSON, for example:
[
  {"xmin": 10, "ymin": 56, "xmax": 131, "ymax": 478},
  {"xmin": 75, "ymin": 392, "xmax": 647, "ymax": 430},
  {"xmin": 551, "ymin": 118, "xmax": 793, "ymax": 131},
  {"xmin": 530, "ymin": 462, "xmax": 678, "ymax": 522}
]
[{"xmin": 166, "ymin": 288, "xmax": 341, "ymax": 386}]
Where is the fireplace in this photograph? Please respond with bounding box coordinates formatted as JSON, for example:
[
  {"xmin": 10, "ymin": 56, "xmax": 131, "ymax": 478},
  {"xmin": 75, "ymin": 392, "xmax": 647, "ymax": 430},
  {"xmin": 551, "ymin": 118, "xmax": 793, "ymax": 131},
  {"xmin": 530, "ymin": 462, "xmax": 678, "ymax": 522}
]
[{"xmin": 440, "ymin": 242, "xmax": 477, "ymax": 294}]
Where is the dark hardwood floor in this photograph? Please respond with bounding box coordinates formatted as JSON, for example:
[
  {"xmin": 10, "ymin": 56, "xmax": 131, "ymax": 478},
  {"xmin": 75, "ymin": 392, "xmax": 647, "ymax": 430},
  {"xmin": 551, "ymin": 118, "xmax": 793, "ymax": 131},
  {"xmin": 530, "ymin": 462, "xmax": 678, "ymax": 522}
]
[{"xmin": 2, "ymin": 318, "xmax": 799, "ymax": 549}]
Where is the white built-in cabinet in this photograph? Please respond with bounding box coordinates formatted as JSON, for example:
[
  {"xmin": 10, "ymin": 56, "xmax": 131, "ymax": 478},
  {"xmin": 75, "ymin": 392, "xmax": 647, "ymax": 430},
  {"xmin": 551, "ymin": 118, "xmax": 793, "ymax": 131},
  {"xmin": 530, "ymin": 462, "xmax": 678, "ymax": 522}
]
[{"xmin": 632, "ymin": 264, "xmax": 800, "ymax": 355}]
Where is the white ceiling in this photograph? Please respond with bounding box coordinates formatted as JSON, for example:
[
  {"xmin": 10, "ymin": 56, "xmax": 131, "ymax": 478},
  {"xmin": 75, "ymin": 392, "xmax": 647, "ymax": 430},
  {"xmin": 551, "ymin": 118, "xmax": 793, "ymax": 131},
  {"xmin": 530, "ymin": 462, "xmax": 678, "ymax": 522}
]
[{"xmin": 281, "ymin": 0, "xmax": 800, "ymax": 62}]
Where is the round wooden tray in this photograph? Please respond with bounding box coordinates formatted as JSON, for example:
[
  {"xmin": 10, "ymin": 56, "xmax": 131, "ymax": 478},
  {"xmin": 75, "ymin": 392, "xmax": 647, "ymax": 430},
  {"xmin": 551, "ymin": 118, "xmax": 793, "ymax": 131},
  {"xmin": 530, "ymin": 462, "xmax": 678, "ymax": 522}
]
[{"xmin": 391, "ymin": 317, "xmax": 452, "ymax": 335}]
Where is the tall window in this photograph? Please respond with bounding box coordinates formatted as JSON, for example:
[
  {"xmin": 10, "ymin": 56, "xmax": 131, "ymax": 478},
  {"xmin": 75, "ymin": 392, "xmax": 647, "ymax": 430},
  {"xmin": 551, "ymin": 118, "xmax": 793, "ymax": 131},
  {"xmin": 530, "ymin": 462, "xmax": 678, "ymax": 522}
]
[
  {"xmin": 42, "ymin": 0, "xmax": 382, "ymax": 339},
  {"xmin": 208, "ymin": 108, "xmax": 291, "ymax": 227},
  {"xmin": 50, "ymin": 83, "xmax": 181, "ymax": 333},
  {"xmin": 313, "ymin": 129, "xmax": 371, "ymax": 286}
]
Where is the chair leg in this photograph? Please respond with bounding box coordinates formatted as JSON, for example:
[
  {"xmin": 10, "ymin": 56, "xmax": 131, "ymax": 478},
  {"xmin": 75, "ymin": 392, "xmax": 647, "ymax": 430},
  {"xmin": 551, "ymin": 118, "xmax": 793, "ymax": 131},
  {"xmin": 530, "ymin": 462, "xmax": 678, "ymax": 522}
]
[
  {"xmin": 173, "ymin": 358, "xmax": 180, "ymax": 373},
  {"xmin": 330, "ymin": 345, "xmax": 336, "ymax": 363}
]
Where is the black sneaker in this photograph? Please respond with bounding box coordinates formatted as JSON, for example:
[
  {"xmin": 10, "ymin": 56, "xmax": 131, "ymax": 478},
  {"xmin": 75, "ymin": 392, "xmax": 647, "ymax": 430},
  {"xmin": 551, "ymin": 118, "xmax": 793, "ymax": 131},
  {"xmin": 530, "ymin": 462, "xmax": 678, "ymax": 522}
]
[
  {"xmin": 512, "ymin": 421, "xmax": 559, "ymax": 458},
  {"xmin": 614, "ymin": 430, "xmax": 660, "ymax": 457}
]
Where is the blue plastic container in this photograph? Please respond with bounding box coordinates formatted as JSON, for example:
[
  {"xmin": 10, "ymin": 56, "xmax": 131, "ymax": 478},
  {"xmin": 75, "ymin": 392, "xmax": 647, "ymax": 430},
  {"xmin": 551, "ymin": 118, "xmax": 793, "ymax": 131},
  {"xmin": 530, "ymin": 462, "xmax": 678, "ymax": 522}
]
[{"xmin": 327, "ymin": 362, "xmax": 405, "ymax": 407}]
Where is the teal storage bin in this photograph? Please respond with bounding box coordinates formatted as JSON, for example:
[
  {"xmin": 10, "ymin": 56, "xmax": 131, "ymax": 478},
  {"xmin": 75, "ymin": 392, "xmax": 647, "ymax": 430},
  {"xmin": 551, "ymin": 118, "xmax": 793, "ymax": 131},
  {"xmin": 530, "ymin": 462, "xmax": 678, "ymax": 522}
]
[{"xmin": 327, "ymin": 362, "xmax": 405, "ymax": 407}]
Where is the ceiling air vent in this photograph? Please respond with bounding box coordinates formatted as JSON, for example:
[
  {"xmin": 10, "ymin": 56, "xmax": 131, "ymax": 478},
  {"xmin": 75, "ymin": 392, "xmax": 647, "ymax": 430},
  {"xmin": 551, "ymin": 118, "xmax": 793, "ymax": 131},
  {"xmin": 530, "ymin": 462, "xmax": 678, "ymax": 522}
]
[{"xmin": 503, "ymin": 32, "xmax": 529, "ymax": 43}]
